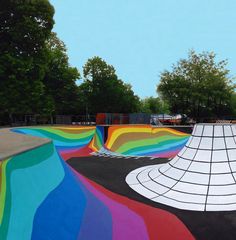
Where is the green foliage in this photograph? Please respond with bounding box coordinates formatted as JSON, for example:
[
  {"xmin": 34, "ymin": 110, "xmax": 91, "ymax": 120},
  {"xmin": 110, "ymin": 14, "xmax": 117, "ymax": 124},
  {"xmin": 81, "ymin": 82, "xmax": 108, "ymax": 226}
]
[
  {"xmin": 140, "ymin": 97, "xmax": 170, "ymax": 114},
  {"xmin": 79, "ymin": 56, "xmax": 140, "ymax": 114},
  {"xmin": 230, "ymin": 92, "xmax": 236, "ymax": 117},
  {"xmin": 157, "ymin": 50, "xmax": 235, "ymax": 120},
  {"xmin": 0, "ymin": 0, "xmax": 143, "ymax": 123},
  {"xmin": 43, "ymin": 32, "xmax": 80, "ymax": 115},
  {"xmin": 0, "ymin": 0, "xmax": 55, "ymax": 116}
]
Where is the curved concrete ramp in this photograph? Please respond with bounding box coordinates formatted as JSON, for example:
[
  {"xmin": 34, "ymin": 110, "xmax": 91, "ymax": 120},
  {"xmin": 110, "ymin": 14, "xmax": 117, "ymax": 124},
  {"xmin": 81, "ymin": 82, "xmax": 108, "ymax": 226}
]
[
  {"xmin": 102, "ymin": 125, "xmax": 190, "ymax": 158},
  {"xmin": 126, "ymin": 123, "xmax": 236, "ymax": 211},
  {"xmin": 14, "ymin": 125, "xmax": 191, "ymax": 160}
]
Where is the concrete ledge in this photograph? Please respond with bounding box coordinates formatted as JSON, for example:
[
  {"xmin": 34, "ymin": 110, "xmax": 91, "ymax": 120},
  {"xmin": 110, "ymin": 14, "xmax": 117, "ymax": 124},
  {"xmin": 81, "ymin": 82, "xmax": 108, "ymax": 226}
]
[{"xmin": 0, "ymin": 128, "xmax": 51, "ymax": 161}]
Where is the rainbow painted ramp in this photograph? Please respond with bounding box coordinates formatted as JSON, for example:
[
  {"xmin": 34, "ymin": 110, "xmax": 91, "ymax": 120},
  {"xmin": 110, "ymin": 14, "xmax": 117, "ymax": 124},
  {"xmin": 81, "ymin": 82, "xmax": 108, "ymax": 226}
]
[{"xmin": 14, "ymin": 125, "xmax": 190, "ymax": 160}]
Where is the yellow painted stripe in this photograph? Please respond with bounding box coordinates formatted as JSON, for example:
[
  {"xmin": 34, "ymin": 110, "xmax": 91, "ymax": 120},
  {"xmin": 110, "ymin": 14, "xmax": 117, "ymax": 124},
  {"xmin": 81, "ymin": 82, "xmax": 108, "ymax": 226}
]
[
  {"xmin": 106, "ymin": 127, "xmax": 152, "ymax": 148},
  {"xmin": 52, "ymin": 127, "xmax": 95, "ymax": 131},
  {"xmin": 106, "ymin": 127, "xmax": 188, "ymax": 148},
  {"xmin": 0, "ymin": 158, "xmax": 10, "ymax": 225}
]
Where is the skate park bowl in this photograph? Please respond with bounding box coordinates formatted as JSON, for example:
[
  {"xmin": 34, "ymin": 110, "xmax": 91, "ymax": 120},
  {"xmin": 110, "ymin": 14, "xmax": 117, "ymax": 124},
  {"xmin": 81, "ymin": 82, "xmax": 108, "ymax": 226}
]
[
  {"xmin": 1, "ymin": 124, "xmax": 236, "ymax": 239},
  {"xmin": 12, "ymin": 125, "xmax": 191, "ymax": 160}
]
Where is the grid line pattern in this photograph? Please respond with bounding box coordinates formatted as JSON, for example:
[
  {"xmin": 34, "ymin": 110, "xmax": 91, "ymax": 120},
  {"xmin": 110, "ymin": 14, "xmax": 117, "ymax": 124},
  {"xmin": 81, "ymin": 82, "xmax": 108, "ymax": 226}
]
[{"xmin": 126, "ymin": 124, "xmax": 236, "ymax": 211}]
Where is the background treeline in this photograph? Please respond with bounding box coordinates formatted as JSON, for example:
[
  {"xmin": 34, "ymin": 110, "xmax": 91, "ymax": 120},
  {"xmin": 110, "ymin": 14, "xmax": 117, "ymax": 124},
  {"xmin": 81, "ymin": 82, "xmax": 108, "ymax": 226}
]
[
  {"xmin": 157, "ymin": 51, "xmax": 236, "ymax": 120},
  {"xmin": 0, "ymin": 0, "xmax": 235, "ymax": 125},
  {"xmin": 0, "ymin": 0, "xmax": 141, "ymax": 123}
]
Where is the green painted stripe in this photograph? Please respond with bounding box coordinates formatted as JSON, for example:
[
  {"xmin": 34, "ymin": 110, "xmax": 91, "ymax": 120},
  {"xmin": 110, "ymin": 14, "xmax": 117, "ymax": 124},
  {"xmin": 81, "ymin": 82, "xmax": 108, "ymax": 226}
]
[
  {"xmin": 30, "ymin": 129, "xmax": 95, "ymax": 142},
  {"xmin": 0, "ymin": 159, "xmax": 10, "ymax": 225},
  {"xmin": 0, "ymin": 143, "xmax": 55, "ymax": 239},
  {"xmin": 115, "ymin": 135, "xmax": 188, "ymax": 153},
  {"xmin": 122, "ymin": 138, "xmax": 187, "ymax": 155}
]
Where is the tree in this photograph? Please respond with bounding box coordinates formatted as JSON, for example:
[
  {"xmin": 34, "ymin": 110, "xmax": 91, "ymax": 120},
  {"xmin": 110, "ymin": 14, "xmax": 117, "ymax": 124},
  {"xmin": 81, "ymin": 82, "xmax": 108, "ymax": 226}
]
[
  {"xmin": 79, "ymin": 56, "xmax": 140, "ymax": 114},
  {"xmin": 140, "ymin": 97, "xmax": 169, "ymax": 114},
  {"xmin": 43, "ymin": 32, "xmax": 80, "ymax": 115},
  {"xmin": 157, "ymin": 50, "xmax": 235, "ymax": 120},
  {"xmin": 0, "ymin": 0, "xmax": 55, "ymax": 121},
  {"xmin": 230, "ymin": 92, "xmax": 236, "ymax": 118}
]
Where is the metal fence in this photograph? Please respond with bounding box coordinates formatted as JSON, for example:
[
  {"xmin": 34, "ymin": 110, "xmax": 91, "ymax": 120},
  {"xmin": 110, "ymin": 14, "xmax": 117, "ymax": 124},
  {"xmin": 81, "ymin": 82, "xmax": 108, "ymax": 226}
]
[
  {"xmin": 0, "ymin": 114, "xmax": 96, "ymax": 126},
  {"xmin": 1, "ymin": 113, "xmax": 235, "ymax": 127}
]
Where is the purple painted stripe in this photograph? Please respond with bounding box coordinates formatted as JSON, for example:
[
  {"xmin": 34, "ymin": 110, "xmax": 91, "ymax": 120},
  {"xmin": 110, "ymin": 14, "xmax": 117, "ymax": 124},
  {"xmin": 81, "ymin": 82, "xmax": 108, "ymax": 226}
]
[{"xmin": 75, "ymin": 172, "xmax": 149, "ymax": 240}]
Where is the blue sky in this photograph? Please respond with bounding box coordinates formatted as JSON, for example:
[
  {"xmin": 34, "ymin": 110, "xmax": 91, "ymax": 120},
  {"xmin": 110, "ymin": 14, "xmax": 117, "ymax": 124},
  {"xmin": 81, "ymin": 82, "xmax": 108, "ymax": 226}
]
[{"xmin": 50, "ymin": 0, "xmax": 236, "ymax": 98}]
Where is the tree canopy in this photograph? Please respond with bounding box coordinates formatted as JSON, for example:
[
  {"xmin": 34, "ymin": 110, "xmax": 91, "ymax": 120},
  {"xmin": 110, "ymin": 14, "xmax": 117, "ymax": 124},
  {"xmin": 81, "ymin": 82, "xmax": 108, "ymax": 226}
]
[
  {"xmin": 0, "ymin": 0, "xmax": 55, "ymax": 119},
  {"xmin": 157, "ymin": 51, "xmax": 235, "ymax": 120},
  {"xmin": 79, "ymin": 56, "xmax": 140, "ymax": 114},
  {"xmin": 43, "ymin": 32, "xmax": 80, "ymax": 115},
  {"xmin": 140, "ymin": 97, "xmax": 169, "ymax": 114},
  {"xmin": 0, "ymin": 1, "xmax": 82, "ymax": 122},
  {"xmin": 0, "ymin": 0, "xmax": 142, "ymax": 124}
]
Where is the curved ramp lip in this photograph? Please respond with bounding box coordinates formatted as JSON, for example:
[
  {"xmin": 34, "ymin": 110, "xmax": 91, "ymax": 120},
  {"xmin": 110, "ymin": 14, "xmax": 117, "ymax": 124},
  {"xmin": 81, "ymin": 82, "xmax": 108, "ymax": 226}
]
[
  {"xmin": 126, "ymin": 123, "xmax": 236, "ymax": 212},
  {"xmin": 0, "ymin": 127, "xmax": 51, "ymax": 161}
]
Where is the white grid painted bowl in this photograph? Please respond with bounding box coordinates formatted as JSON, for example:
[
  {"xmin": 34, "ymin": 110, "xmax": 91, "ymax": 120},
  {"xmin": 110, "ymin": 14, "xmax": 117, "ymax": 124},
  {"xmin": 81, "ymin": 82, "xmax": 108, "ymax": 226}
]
[{"xmin": 126, "ymin": 124, "xmax": 236, "ymax": 211}]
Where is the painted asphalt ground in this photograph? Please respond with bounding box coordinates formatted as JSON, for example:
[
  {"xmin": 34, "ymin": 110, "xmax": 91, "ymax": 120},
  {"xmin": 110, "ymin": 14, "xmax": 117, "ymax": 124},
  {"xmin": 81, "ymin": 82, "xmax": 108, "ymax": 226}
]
[{"xmin": 67, "ymin": 155, "xmax": 236, "ymax": 240}]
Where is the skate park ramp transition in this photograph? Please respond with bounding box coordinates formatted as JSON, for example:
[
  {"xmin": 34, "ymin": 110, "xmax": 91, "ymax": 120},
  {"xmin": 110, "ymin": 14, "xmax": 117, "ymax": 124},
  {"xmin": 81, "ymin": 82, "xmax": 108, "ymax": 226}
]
[
  {"xmin": 12, "ymin": 125, "xmax": 191, "ymax": 160},
  {"xmin": 0, "ymin": 125, "xmax": 196, "ymax": 240}
]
